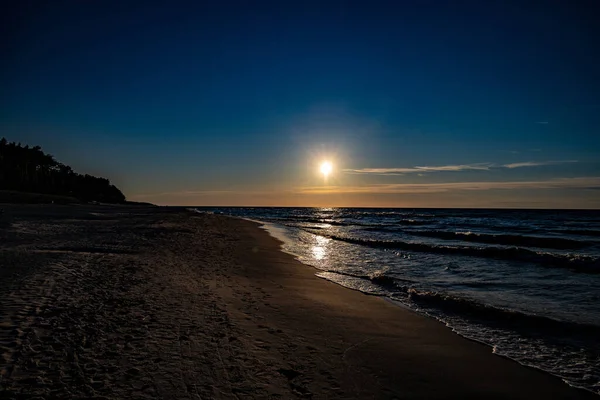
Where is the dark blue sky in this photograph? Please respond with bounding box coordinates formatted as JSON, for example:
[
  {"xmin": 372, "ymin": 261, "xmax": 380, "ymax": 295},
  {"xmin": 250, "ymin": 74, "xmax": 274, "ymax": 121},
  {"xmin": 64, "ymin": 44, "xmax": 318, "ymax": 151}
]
[{"xmin": 2, "ymin": 1, "xmax": 599, "ymax": 207}]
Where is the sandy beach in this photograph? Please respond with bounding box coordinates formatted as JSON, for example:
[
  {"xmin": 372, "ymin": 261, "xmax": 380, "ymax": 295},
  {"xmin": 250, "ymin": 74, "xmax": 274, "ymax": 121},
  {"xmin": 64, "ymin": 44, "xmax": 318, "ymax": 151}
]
[{"xmin": 0, "ymin": 205, "xmax": 596, "ymax": 399}]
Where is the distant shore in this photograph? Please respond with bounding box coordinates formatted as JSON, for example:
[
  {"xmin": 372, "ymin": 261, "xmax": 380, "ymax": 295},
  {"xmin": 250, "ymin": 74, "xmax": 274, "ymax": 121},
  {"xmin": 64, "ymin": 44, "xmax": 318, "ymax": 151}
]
[{"xmin": 0, "ymin": 204, "xmax": 596, "ymax": 398}]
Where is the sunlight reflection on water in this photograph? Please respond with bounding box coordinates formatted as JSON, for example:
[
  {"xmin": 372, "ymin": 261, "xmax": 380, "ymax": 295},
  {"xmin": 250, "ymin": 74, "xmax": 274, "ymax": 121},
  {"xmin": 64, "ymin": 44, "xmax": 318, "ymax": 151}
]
[
  {"xmin": 228, "ymin": 208, "xmax": 600, "ymax": 395},
  {"xmin": 311, "ymin": 235, "xmax": 330, "ymax": 261}
]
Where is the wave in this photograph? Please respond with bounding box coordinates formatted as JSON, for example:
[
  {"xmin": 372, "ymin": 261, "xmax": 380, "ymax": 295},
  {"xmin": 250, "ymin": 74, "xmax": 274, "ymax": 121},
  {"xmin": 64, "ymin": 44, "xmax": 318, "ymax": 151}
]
[
  {"xmin": 361, "ymin": 219, "xmax": 432, "ymax": 230},
  {"xmin": 406, "ymin": 288, "xmax": 600, "ymax": 343},
  {"xmin": 277, "ymin": 217, "xmax": 433, "ymax": 229},
  {"xmin": 271, "ymin": 216, "xmax": 348, "ymax": 226},
  {"xmin": 335, "ymin": 211, "xmax": 437, "ymax": 219},
  {"xmin": 304, "ymin": 230, "xmax": 600, "ymax": 273},
  {"xmin": 319, "ymin": 269, "xmax": 600, "ymax": 343},
  {"xmin": 316, "ymin": 269, "xmax": 600, "ymax": 395},
  {"xmin": 408, "ymin": 230, "xmax": 591, "ymax": 250},
  {"xmin": 320, "ymin": 268, "xmax": 414, "ymax": 289},
  {"xmin": 554, "ymin": 229, "xmax": 600, "ymax": 238}
]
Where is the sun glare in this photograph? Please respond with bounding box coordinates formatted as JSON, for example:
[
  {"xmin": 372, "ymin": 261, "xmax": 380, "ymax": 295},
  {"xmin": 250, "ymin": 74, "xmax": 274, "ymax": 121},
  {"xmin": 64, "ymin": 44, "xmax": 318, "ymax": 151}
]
[{"xmin": 320, "ymin": 161, "xmax": 333, "ymax": 177}]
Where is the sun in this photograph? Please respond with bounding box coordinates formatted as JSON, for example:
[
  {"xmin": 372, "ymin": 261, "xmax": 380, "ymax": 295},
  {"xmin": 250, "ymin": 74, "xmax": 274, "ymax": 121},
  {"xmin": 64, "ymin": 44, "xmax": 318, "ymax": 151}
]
[{"xmin": 320, "ymin": 161, "xmax": 332, "ymax": 177}]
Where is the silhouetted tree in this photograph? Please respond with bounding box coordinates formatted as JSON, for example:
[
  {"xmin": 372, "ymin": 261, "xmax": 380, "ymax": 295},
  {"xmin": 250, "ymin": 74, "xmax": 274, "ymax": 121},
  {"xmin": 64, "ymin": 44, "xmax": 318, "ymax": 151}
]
[{"xmin": 0, "ymin": 138, "xmax": 126, "ymax": 203}]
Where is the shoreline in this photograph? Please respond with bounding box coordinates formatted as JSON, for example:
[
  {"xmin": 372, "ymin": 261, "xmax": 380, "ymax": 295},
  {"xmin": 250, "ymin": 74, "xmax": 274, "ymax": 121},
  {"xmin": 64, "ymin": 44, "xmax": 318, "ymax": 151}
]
[
  {"xmin": 236, "ymin": 214, "xmax": 597, "ymax": 398},
  {"xmin": 1, "ymin": 205, "xmax": 597, "ymax": 398},
  {"xmin": 252, "ymin": 216, "xmax": 599, "ymax": 396},
  {"xmin": 254, "ymin": 216, "xmax": 595, "ymax": 394}
]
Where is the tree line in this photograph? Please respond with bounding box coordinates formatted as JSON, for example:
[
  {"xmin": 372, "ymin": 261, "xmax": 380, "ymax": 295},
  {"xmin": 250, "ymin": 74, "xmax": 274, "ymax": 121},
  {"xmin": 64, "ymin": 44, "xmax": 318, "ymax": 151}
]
[{"xmin": 0, "ymin": 138, "xmax": 126, "ymax": 203}]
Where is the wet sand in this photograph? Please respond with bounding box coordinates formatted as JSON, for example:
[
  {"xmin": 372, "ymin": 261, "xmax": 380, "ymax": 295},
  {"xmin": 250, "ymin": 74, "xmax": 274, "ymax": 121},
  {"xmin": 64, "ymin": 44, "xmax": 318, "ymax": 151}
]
[{"xmin": 0, "ymin": 205, "xmax": 596, "ymax": 399}]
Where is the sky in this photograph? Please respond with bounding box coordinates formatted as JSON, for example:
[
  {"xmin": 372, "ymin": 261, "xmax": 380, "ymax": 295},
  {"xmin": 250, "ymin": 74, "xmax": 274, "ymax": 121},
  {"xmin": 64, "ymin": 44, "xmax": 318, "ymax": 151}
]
[{"xmin": 2, "ymin": 0, "xmax": 599, "ymax": 208}]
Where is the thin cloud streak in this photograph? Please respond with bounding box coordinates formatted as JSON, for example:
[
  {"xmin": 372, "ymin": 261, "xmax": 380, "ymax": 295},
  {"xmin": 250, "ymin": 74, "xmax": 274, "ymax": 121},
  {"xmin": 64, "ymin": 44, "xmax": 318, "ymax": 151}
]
[
  {"xmin": 503, "ymin": 160, "xmax": 578, "ymax": 169},
  {"xmin": 297, "ymin": 177, "xmax": 600, "ymax": 195},
  {"xmin": 345, "ymin": 160, "xmax": 578, "ymax": 175},
  {"xmin": 344, "ymin": 163, "xmax": 492, "ymax": 175}
]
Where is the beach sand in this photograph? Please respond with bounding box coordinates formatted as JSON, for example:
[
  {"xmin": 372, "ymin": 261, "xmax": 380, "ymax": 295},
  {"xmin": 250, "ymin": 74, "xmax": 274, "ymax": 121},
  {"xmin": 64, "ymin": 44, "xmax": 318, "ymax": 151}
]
[{"xmin": 0, "ymin": 205, "xmax": 596, "ymax": 399}]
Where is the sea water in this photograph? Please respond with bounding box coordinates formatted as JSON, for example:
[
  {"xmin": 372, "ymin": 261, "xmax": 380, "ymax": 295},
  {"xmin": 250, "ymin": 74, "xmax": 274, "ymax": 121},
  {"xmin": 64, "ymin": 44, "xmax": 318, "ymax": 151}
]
[{"xmin": 197, "ymin": 207, "xmax": 600, "ymax": 395}]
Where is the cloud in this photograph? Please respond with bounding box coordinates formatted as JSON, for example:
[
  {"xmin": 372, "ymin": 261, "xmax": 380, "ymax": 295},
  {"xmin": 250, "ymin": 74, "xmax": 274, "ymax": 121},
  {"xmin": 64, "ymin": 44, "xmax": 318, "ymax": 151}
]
[
  {"xmin": 414, "ymin": 163, "xmax": 493, "ymax": 172},
  {"xmin": 502, "ymin": 160, "xmax": 578, "ymax": 169},
  {"xmin": 297, "ymin": 177, "xmax": 600, "ymax": 195},
  {"xmin": 345, "ymin": 160, "xmax": 578, "ymax": 175},
  {"xmin": 344, "ymin": 163, "xmax": 492, "ymax": 175}
]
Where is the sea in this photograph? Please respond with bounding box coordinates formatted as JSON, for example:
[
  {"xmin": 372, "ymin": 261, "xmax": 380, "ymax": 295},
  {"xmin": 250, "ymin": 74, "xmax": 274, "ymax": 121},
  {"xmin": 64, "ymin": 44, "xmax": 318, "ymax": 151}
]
[{"xmin": 196, "ymin": 207, "xmax": 600, "ymax": 395}]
